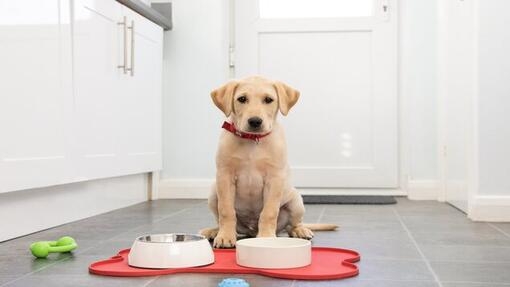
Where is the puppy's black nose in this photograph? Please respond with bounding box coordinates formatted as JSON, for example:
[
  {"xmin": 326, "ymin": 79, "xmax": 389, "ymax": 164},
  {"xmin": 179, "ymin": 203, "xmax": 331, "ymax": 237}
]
[{"xmin": 248, "ymin": 117, "xmax": 263, "ymax": 129}]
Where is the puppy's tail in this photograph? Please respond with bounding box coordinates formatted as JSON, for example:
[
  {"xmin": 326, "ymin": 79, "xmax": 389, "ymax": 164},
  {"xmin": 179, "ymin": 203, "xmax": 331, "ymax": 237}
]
[{"xmin": 302, "ymin": 223, "xmax": 338, "ymax": 231}]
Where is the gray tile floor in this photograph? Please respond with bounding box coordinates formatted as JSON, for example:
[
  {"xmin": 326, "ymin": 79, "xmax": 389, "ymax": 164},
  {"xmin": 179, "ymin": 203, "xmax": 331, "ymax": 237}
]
[{"xmin": 1, "ymin": 198, "xmax": 510, "ymax": 287}]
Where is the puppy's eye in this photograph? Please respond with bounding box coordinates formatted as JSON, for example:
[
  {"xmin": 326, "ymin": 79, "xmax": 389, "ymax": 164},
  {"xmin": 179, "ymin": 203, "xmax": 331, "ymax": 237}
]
[
  {"xmin": 264, "ymin": 97, "xmax": 274, "ymax": 104},
  {"xmin": 237, "ymin": 96, "xmax": 247, "ymax": 103}
]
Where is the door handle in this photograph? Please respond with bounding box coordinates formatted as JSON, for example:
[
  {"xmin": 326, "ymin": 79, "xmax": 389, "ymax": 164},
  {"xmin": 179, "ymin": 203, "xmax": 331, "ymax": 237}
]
[
  {"xmin": 117, "ymin": 16, "xmax": 127, "ymax": 74},
  {"xmin": 127, "ymin": 20, "xmax": 135, "ymax": 76},
  {"xmin": 381, "ymin": 0, "xmax": 390, "ymax": 21}
]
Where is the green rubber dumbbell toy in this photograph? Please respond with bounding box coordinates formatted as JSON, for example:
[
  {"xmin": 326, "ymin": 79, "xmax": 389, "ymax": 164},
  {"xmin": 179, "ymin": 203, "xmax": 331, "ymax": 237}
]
[{"xmin": 30, "ymin": 236, "xmax": 78, "ymax": 258}]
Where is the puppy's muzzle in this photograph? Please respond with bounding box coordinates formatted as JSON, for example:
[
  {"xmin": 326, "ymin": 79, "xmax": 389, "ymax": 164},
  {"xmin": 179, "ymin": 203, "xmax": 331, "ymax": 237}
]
[{"xmin": 248, "ymin": 117, "xmax": 263, "ymax": 131}]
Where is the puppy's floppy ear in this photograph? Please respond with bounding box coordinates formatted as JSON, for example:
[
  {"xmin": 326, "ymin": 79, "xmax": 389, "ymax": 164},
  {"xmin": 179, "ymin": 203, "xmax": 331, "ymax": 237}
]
[
  {"xmin": 211, "ymin": 80, "xmax": 239, "ymax": 117},
  {"xmin": 273, "ymin": 81, "xmax": 300, "ymax": 116}
]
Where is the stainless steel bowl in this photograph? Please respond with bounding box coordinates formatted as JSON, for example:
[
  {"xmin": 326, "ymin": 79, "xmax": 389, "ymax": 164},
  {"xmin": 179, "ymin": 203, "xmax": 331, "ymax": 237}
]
[
  {"xmin": 128, "ymin": 233, "xmax": 214, "ymax": 269},
  {"xmin": 136, "ymin": 233, "xmax": 205, "ymax": 243}
]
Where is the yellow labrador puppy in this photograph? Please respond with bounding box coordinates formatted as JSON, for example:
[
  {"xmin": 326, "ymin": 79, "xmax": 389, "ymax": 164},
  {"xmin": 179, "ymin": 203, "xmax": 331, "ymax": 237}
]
[{"xmin": 201, "ymin": 76, "xmax": 336, "ymax": 248}]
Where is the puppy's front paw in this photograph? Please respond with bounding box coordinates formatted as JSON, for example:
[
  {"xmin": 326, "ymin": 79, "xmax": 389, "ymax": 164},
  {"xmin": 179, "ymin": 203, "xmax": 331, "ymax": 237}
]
[
  {"xmin": 288, "ymin": 226, "xmax": 314, "ymax": 240},
  {"xmin": 213, "ymin": 230, "xmax": 237, "ymax": 248},
  {"xmin": 199, "ymin": 227, "xmax": 218, "ymax": 241}
]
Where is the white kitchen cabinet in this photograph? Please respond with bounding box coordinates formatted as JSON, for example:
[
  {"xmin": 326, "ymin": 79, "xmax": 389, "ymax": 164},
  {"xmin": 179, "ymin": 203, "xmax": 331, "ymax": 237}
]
[
  {"xmin": 72, "ymin": 0, "xmax": 124, "ymax": 180},
  {"xmin": 73, "ymin": 0, "xmax": 163, "ymax": 180},
  {"xmin": 0, "ymin": 0, "xmax": 163, "ymax": 192},
  {"xmin": 120, "ymin": 6, "xmax": 163, "ymax": 173},
  {"xmin": 0, "ymin": 0, "xmax": 73, "ymax": 192}
]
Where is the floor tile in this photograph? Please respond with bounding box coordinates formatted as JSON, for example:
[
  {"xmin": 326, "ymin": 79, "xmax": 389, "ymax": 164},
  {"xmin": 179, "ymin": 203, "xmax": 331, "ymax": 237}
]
[
  {"xmin": 319, "ymin": 212, "xmax": 399, "ymax": 222},
  {"xmin": 315, "ymin": 229, "xmax": 412, "ymax": 243},
  {"xmin": 148, "ymin": 274, "xmax": 293, "ymax": 287},
  {"xmin": 302, "ymin": 204, "xmax": 327, "ymax": 216},
  {"xmin": 491, "ymin": 223, "xmax": 510, "ymax": 237},
  {"xmin": 442, "ymin": 282, "xmax": 510, "ymax": 287},
  {"xmin": 3, "ymin": 275, "xmax": 151, "ymax": 287},
  {"xmin": 79, "ymin": 239, "xmax": 134, "ymax": 256},
  {"xmin": 356, "ymin": 259, "xmax": 434, "ymax": 281},
  {"xmin": 442, "ymin": 283, "xmax": 510, "ymax": 287},
  {"xmin": 32, "ymin": 254, "xmax": 107, "ymax": 276},
  {"xmin": 2, "ymin": 199, "xmax": 510, "ymax": 286},
  {"xmin": 0, "ymin": 252, "xmax": 71, "ymax": 277},
  {"xmin": 108, "ymin": 211, "xmax": 210, "ymax": 240},
  {"xmin": 312, "ymin": 238, "xmax": 421, "ymax": 260},
  {"xmin": 430, "ymin": 261, "xmax": 510, "ymax": 283},
  {"xmin": 419, "ymin": 245, "xmax": 510, "ymax": 263},
  {"xmin": 320, "ymin": 216, "xmax": 406, "ymax": 232},
  {"xmin": 322, "ymin": 205, "xmax": 396, "ymax": 218},
  {"xmin": 394, "ymin": 199, "xmax": 463, "ymax": 216},
  {"xmin": 0, "ymin": 277, "xmax": 17, "ymax": 286},
  {"xmin": 295, "ymin": 278, "xmax": 440, "ymax": 287},
  {"xmin": 412, "ymin": 231, "xmax": 510, "ymax": 246},
  {"xmin": 400, "ymin": 216, "xmax": 497, "ymax": 233}
]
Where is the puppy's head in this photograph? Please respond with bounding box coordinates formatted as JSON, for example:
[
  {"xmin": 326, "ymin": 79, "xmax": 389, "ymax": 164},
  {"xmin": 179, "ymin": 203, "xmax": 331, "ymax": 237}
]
[{"xmin": 211, "ymin": 76, "xmax": 300, "ymax": 134}]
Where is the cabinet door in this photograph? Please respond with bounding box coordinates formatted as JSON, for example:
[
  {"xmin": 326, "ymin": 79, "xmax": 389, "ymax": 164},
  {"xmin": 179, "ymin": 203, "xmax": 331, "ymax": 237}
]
[
  {"xmin": 0, "ymin": 0, "xmax": 73, "ymax": 192},
  {"xmin": 119, "ymin": 8, "xmax": 163, "ymax": 173},
  {"xmin": 72, "ymin": 0, "xmax": 125, "ymax": 180}
]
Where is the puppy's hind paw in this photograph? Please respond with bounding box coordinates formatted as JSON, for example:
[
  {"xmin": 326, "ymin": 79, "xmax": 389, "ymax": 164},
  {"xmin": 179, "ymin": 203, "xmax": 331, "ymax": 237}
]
[
  {"xmin": 288, "ymin": 226, "xmax": 314, "ymax": 240},
  {"xmin": 199, "ymin": 227, "xmax": 218, "ymax": 241}
]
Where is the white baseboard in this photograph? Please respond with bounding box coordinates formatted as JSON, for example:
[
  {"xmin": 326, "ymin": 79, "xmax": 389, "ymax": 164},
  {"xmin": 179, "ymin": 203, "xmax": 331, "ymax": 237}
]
[
  {"xmin": 469, "ymin": 195, "xmax": 510, "ymax": 222},
  {"xmin": 158, "ymin": 178, "xmax": 407, "ymax": 199},
  {"xmin": 159, "ymin": 178, "xmax": 214, "ymax": 199},
  {"xmin": 406, "ymin": 180, "xmax": 439, "ymax": 200},
  {"xmin": 0, "ymin": 174, "xmax": 149, "ymax": 242}
]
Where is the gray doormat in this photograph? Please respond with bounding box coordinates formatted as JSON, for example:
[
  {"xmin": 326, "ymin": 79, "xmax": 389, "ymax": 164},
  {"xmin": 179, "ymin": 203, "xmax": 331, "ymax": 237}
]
[{"xmin": 302, "ymin": 195, "xmax": 397, "ymax": 205}]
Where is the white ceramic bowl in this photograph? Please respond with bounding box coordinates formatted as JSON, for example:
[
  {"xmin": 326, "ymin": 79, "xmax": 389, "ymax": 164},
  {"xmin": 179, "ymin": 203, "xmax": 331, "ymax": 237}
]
[
  {"xmin": 128, "ymin": 233, "xmax": 214, "ymax": 269},
  {"xmin": 236, "ymin": 237, "xmax": 311, "ymax": 269}
]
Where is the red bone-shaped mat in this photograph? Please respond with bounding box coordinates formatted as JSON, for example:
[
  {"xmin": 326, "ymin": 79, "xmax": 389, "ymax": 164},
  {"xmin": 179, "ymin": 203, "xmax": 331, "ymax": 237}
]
[{"xmin": 89, "ymin": 247, "xmax": 360, "ymax": 280}]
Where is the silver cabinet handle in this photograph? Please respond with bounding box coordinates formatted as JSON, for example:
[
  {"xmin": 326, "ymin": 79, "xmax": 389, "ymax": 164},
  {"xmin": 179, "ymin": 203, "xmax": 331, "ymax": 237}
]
[
  {"xmin": 117, "ymin": 16, "xmax": 127, "ymax": 74},
  {"xmin": 127, "ymin": 20, "xmax": 135, "ymax": 76}
]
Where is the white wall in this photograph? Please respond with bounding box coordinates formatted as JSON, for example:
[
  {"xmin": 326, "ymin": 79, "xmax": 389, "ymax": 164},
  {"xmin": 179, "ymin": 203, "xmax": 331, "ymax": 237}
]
[
  {"xmin": 160, "ymin": 0, "xmax": 440, "ymax": 198},
  {"xmin": 477, "ymin": 0, "xmax": 510, "ymax": 197},
  {"xmin": 399, "ymin": 0, "xmax": 438, "ymax": 199},
  {"xmin": 161, "ymin": 0, "xmax": 229, "ymax": 183},
  {"xmin": 438, "ymin": 0, "xmax": 510, "ymax": 221},
  {"xmin": 400, "ymin": 0, "xmax": 438, "ymax": 180},
  {"xmin": 0, "ymin": 174, "xmax": 148, "ymax": 241}
]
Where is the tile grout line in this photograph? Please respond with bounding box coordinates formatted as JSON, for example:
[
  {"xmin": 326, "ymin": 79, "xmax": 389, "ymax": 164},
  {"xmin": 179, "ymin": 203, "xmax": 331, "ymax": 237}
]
[
  {"xmin": 391, "ymin": 206, "xmax": 444, "ymax": 287},
  {"xmin": 316, "ymin": 206, "xmax": 326, "ymax": 223},
  {"xmin": 142, "ymin": 275, "xmax": 161, "ymax": 287},
  {"xmin": 488, "ymin": 223, "xmax": 510, "ymax": 239},
  {"xmin": 0, "ymin": 201, "xmax": 206, "ymax": 287},
  {"xmin": 293, "ymin": 278, "xmax": 445, "ymax": 284},
  {"xmin": 442, "ymin": 280, "xmax": 510, "ymax": 286}
]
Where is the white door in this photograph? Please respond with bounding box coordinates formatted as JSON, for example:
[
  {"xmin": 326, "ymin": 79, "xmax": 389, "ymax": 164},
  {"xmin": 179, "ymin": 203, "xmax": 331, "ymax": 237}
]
[
  {"xmin": 235, "ymin": 0, "xmax": 398, "ymax": 188},
  {"xmin": 0, "ymin": 0, "xmax": 73, "ymax": 192}
]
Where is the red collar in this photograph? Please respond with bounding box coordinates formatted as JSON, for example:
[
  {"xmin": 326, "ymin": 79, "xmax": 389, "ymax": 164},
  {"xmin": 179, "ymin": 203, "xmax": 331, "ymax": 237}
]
[{"xmin": 222, "ymin": 121, "xmax": 271, "ymax": 143}]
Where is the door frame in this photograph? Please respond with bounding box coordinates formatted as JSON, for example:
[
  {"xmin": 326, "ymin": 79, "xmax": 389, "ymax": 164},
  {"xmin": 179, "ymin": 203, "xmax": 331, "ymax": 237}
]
[{"xmin": 436, "ymin": 0, "xmax": 478, "ymax": 211}]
